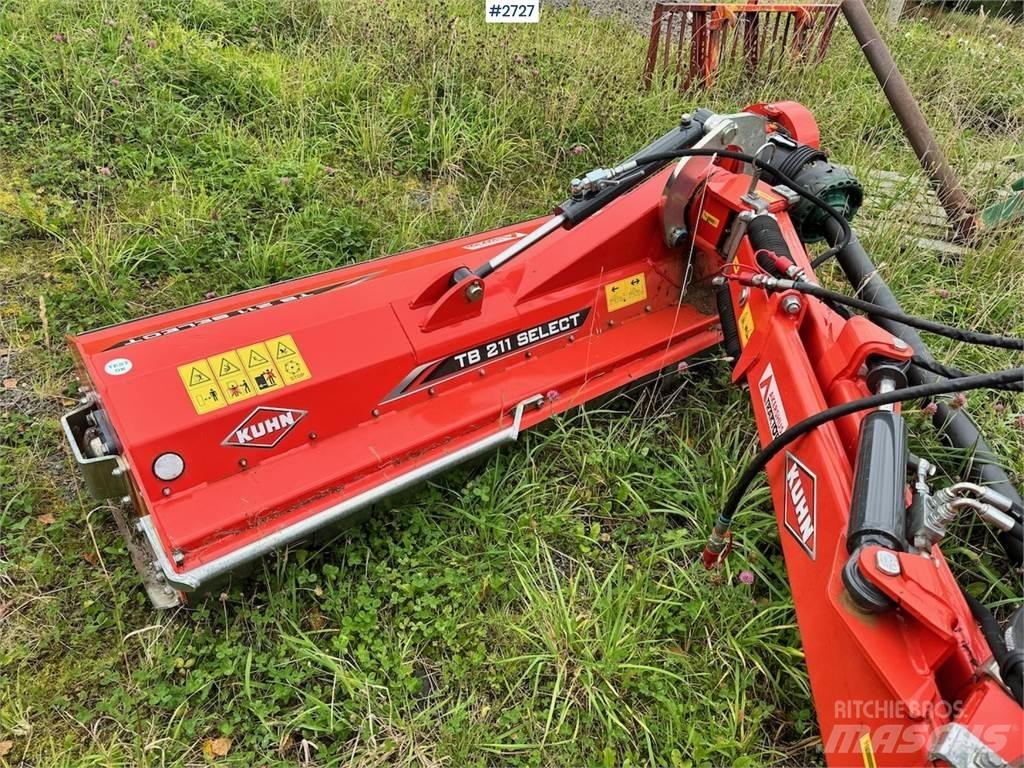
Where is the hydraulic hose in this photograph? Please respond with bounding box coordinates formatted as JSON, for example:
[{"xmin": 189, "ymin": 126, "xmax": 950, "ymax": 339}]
[
  {"xmin": 765, "ymin": 280, "xmax": 1024, "ymax": 352},
  {"xmin": 823, "ymin": 218, "xmax": 1024, "ymax": 564},
  {"xmin": 961, "ymin": 588, "xmax": 1024, "ymax": 706},
  {"xmin": 709, "ymin": 367, "xmax": 1024, "ymax": 562}
]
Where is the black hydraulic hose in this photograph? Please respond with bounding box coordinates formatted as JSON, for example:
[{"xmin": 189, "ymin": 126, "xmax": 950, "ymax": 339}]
[
  {"xmin": 715, "ymin": 367, "xmax": 1024, "ymax": 537},
  {"xmin": 912, "ymin": 355, "xmax": 970, "ymax": 382},
  {"xmin": 632, "ymin": 147, "xmax": 853, "ymax": 264},
  {"xmin": 910, "ymin": 355, "xmax": 1024, "ymax": 392},
  {"xmin": 961, "ymin": 588, "xmax": 1024, "ymax": 706},
  {"xmin": 773, "ymin": 280, "xmax": 1024, "ymax": 352},
  {"xmin": 822, "ymin": 218, "xmax": 1024, "ymax": 564}
]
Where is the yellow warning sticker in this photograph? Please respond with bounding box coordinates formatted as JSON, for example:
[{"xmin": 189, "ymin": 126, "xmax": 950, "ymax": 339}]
[
  {"xmin": 178, "ymin": 335, "xmax": 312, "ymax": 414},
  {"xmin": 738, "ymin": 304, "xmax": 755, "ymax": 346},
  {"xmin": 700, "ymin": 209, "xmax": 721, "ymax": 228},
  {"xmin": 208, "ymin": 350, "xmax": 257, "ymax": 404},
  {"xmin": 267, "ymin": 334, "xmax": 312, "ymax": 385},
  {"xmin": 236, "ymin": 341, "xmax": 284, "ymax": 394},
  {"xmin": 604, "ymin": 273, "xmax": 647, "ymax": 312},
  {"xmin": 177, "ymin": 360, "xmax": 226, "ymax": 414},
  {"xmin": 859, "ymin": 732, "xmax": 877, "ymax": 768}
]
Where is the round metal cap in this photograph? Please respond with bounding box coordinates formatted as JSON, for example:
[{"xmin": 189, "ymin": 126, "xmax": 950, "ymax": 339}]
[{"xmin": 153, "ymin": 452, "xmax": 185, "ymax": 482}]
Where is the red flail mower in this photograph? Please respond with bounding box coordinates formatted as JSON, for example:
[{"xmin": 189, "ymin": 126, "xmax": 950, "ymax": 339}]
[{"xmin": 64, "ymin": 102, "xmax": 1023, "ymax": 766}]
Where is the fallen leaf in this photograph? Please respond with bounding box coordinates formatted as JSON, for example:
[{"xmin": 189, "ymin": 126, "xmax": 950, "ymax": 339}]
[
  {"xmin": 0, "ymin": 740, "xmax": 12, "ymax": 757},
  {"xmin": 37, "ymin": 513, "xmax": 56, "ymax": 525},
  {"xmin": 2, "ymin": 378, "xmax": 17, "ymax": 389},
  {"xmin": 203, "ymin": 737, "xmax": 232, "ymax": 760},
  {"xmin": 83, "ymin": 550, "xmax": 99, "ymax": 566},
  {"xmin": 307, "ymin": 606, "xmax": 326, "ymax": 630}
]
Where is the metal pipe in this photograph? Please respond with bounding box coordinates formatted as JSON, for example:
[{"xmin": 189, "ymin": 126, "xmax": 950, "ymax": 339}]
[
  {"xmin": 840, "ymin": 0, "xmax": 979, "ymax": 242},
  {"xmin": 140, "ymin": 395, "xmax": 544, "ymax": 594},
  {"xmin": 823, "ymin": 217, "xmax": 1023, "ymax": 563},
  {"xmin": 475, "ymin": 215, "xmax": 565, "ymax": 277}
]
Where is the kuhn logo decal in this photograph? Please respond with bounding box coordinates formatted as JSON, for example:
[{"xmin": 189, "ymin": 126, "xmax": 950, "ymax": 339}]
[
  {"xmin": 783, "ymin": 452, "xmax": 816, "ymax": 559},
  {"xmin": 757, "ymin": 364, "xmax": 789, "ymax": 439},
  {"xmin": 223, "ymin": 407, "xmax": 306, "ymax": 448}
]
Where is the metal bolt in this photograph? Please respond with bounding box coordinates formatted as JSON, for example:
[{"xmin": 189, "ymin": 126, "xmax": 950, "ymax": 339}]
[
  {"xmin": 111, "ymin": 467, "xmax": 124, "ymax": 477},
  {"xmin": 372, "ymin": 408, "xmax": 381, "ymax": 417},
  {"xmin": 464, "ymin": 282, "xmax": 484, "ymax": 302},
  {"xmin": 525, "ymin": 351, "xmax": 532, "ymax": 358},
  {"xmin": 669, "ymin": 227, "xmax": 688, "ymax": 247},
  {"xmin": 680, "ymin": 113, "xmax": 692, "ymax": 126},
  {"xmin": 120, "ymin": 495, "xmax": 132, "ymax": 506},
  {"xmin": 568, "ymin": 335, "xmax": 576, "ymax": 343},
  {"xmin": 238, "ymin": 458, "xmax": 248, "ymax": 469},
  {"xmin": 781, "ymin": 295, "xmax": 802, "ymax": 315},
  {"xmin": 876, "ymin": 550, "xmax": 901, "ymax": 576},
  {"xmin": 428, "ymin": 387, "xmax": 436, "ymax": 396},
  {"xmin": 892, "ymin": 337, "xmax": 908, "ymax": 350},
  {"xmin": 162, "ymin": 487, "xmax": 171, "ymax": 497},
  {"xmin": 308, "ymin": 432, "xmax": 318, "ymax": 440},
  {"xmin": 478, "ymin": 369, "xmax": 486, "ymax": 377},
  {"xmin": 645, "ymin": 305, "xmax": 652, "ymax": 313},
  {"xmin": 738, "ymin": 287, "xmax": 750, "ymax": 307},
  {"xmin": 607, "ymin": 319, "xmax": 615, "ymax": 327},
  {"xmin": 173, "ymin": 550, "xmax": 185, "ymax": 565}
]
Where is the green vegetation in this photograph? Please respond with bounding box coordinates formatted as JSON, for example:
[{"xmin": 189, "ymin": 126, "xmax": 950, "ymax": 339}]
[{"xmin": 0, "ymin": 0, "xmax": 1021, "ymax": 764}]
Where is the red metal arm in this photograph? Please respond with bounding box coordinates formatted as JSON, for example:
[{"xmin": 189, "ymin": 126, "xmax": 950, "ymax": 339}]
[{"xmin": 688, "ymin": 151, "xmax": 1023, "ymax": 767}]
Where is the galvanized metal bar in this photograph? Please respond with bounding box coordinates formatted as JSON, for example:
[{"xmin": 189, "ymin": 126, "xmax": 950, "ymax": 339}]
[{"xmin": 140, "ymin": 395, "xmax": 545, "ymax": 594}]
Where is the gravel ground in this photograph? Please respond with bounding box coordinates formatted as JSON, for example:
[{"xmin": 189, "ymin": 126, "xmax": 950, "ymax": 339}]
[{"xmin": 546, "ymin": 0, "xmax": 656, "ymax": 28}]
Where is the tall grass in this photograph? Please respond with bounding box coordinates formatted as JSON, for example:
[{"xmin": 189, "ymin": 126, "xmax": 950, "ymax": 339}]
[{"xmin": 0, "ymin": 0, "xmax": 1021, "ymax": 765}]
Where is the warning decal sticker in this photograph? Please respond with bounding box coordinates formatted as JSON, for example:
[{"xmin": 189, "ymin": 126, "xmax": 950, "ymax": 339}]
[
  {"xmin": 738, "ymin": 304, "xmax": 755, "ymax": 346},
  {"xmin": 236, "ymin": 341, "xmax": 284, "ymax": 394},
  {"xmin": 177, "ymin": 360, "xmax": 226, "ymax": 414},
  {"xmin": 604, "ymin": 273, "xmax": 647, "ymax": 312},
  {"xmin": 267, "ymin": 334, "xmax": 312, "ymax": 385},
  {"xmin": 209, "ymin": 350, "xmax": 257, "ymax": 404},
  {"xmin": 178, "ymin": 335, "xmax": 312, "ymax": 415}
]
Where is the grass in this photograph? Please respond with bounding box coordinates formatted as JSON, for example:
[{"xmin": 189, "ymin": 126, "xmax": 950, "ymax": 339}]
[{"xmin": 0, "ymin": 0, "xmax": 1022, "ymax": 764}]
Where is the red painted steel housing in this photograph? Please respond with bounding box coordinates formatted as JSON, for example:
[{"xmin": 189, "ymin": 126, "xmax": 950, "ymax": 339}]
[{"xmin": 66, "ymin": 102, "xmax": 1022, "ymax": 765}]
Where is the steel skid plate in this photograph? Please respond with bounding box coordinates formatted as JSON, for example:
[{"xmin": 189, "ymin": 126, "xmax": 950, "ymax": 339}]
[{"xmin": 66, "ymin": 165, "xmax": 722, "ymax": 604}]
